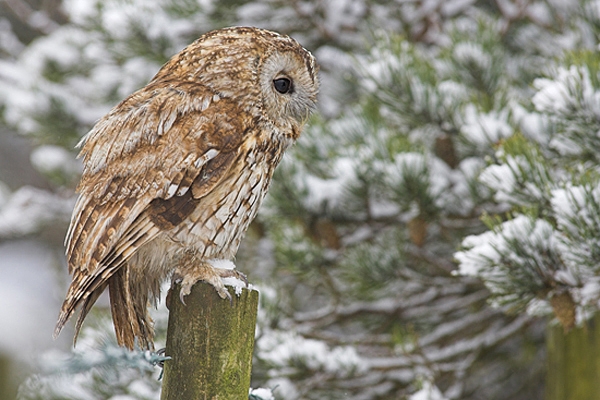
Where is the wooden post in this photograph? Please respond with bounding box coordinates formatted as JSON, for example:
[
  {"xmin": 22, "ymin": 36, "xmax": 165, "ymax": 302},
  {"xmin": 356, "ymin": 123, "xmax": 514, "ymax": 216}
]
[
  {"xmin": 160, "ymin": 282, "xmax": 259, "ymax": 400},
  {"xmin": 546, "ymin": 313, "xmax": 600, "ymax": 400},
  {"xmin": 0, "ymin": 353, "xmax": 16, "ymax": 400}
]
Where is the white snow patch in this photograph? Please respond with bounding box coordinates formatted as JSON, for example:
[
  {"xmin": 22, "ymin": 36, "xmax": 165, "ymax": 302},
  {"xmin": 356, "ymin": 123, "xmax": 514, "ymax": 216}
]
[
  {"xmin": 303, "ymin": 157, "xmax": 356, "ymax": 212},
  {"xmin": 206, "ymin": 259, "xmax": 253, "ymax": 296},
  {"xmin": 455, "ymin": 215, "xmax": 555, "ymax": 277},
  {"xmin": 514, "ymin": 107, "xmax": 550, "ymax": 145},
  {"xmin": 257, "ymin": 330, "xmax": 364, "ymax": 376},
  {"xmin": 262, "ymin": 378, "xmax": 298, "ymax": 400},
  {"xmin": 0, "ymin": 240, "xmax": 59, "ymax": 360},
  {"xmin": 533, "ymin": 65, "xmax": 600, "ymax": 120},
  {"xmin": 370, "ymin": 198, "xmax": 401, "ymax": 219},
  {"xmin": 580, "ymin": 277, "xmax": 600, "ymax": 308},
  {"xmin": 452, "ymin": 42, "xmax": 491, "ymax": 71},
  {"xmin": 479, "ymin": 163, "xmax": 516, "ymax": 203},
  {"xmin": 437, "ymin": 79, "xmax": 469, "ymax": 109},
  {"xmin": 0, "ymin": 186, "xmax": 74, "ymax": 237},
  {"xmin": 458, "ymin": 157, "xmax": 485, "ymax": 179},
  {"xmin": 249, "ymin": 387, "xmax": 275, "ymax": 400},
  {"xmin": 551, "ymin": 185, "xmax": 592, "ymax": 230},
  {"xmin": 221, "ymin": 277, "xmax": 253, "ymax": 297},
  {"xmin": 526, "ymin": 298, "xmax": 552, "ymax": 317},
  {"xmin": 461, "ymin": 105, "xmax": 512, "ymax": 151},
  {"xmin": 208, "ymin": 259, "xmax": 236, "ymax": 270},
  {"xmin": 554, "ymin": 269, "xmax": 579, "ymax": 287},
  {"xmin": 30, "ymin": 145, "xmax": 82, "ymax": 176},
  {"xmin": 64, "ymin": 0, "xmax": 99, "ymax": 25},
  {"xmin": 410, "ymin": 381, "xmax": 447, "ymax": 400}
]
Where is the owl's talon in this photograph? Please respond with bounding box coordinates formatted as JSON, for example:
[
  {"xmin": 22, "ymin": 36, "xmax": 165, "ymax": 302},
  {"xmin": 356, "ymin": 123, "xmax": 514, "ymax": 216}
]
[
  {"xmin": 179, "ymin": 286, "xmax": 190, "ymax": 305},
  {"xmin": 237, "ymin": 271, "xmax": 249, "ymax": 287},
  {"xmin": 175, "ymin": 261, "xmax": 245, "ymax": 305},
  {"xmin": 171, "ymin": 275, "xmax": 183, "ymax": 287},
  {"xmin": 218, "ymin": 286, "xmax": 233, "ymax": 305}
]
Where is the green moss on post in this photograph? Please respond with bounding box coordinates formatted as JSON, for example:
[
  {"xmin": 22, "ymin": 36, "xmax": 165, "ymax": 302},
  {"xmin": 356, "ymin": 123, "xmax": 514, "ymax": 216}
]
[
  {"xmin": 160, "ymin": 282, "xmax": 259, "ymax": 400},
  {"xmin": 546, "ymin": 313, "xmax": 600, "ymax": 400}
]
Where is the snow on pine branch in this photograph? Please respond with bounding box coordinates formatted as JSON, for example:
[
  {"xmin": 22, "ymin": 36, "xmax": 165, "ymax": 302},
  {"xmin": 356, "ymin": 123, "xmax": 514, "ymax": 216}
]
[
  {"xmin": 456, "ymin": 184, "xmax": 600, "ymax": 326},
  {"xmin": 256, "ymin": 330, "xmax": 365, "ymax": 378},
  {"xmin": 455, "ymin": 215, "xmax": 562, "ymax": 307},
  {"xmin": 532, "ymin": 63, "xmax": 600, "ymax": 159},
  {"xmin": 0, "ymin": 186, "xmax": 74, "ymax": 239},
  {"xmin": 456, "ymin": 54, "xmax": 600, "ymax": 328}
]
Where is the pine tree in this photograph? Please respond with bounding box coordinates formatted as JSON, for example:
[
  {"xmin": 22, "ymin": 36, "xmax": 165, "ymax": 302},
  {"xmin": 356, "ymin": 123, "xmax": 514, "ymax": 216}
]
[{"xmin": 2, "ymin": 0, "xmax": 599, "ymax": 399}]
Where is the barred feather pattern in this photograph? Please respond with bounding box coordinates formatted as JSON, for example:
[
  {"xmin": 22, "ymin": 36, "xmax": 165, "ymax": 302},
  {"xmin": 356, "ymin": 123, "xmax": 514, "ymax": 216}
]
[{"xmin": 54, "ymin": 26, "xmax": 319, "ymax": 350}]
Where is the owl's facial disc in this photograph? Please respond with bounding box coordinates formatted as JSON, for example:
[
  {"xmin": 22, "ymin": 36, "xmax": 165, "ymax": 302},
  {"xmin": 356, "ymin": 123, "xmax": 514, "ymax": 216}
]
[{"xmin": 260, "ymin": 51, "xmax": 319, "ymax": 127}]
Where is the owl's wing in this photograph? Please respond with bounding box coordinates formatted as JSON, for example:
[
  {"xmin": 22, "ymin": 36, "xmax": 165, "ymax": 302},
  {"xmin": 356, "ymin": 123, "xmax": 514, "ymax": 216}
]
[{"xmin": 55, "ymin": 83, "xmax": 250, "ymax": 340}]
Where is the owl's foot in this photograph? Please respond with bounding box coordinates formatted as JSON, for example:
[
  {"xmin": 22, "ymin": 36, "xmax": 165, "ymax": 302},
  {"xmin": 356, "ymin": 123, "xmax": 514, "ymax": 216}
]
[{"xmin": 172, "ymin": 261, "xmax": 247, "ymax": 305}]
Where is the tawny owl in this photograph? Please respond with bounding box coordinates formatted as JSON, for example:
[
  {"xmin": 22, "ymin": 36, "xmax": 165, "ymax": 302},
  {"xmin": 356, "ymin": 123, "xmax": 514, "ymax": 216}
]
[{"xmin": 53, "ymin": 26, "xmax": 319, "ymax": 350}]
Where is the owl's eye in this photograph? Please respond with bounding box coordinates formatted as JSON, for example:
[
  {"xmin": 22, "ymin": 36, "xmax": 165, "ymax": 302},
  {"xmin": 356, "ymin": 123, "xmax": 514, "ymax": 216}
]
[{"xmin": 273, "ymin": 78, "xmax": 293, "ymax": 94}]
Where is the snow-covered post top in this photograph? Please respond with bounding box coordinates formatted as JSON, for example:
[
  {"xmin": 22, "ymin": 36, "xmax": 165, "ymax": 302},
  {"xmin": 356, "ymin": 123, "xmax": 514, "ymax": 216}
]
[{"xmin": 161, "ymin": 281, "xmax": 259, "ymax": 400}]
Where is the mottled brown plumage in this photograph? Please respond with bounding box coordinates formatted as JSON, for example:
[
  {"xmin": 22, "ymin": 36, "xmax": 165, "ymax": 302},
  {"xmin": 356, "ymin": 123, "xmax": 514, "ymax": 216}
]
[{"xmin": 54, "ymin": 27, "xmax": 319, "ymax": 350}]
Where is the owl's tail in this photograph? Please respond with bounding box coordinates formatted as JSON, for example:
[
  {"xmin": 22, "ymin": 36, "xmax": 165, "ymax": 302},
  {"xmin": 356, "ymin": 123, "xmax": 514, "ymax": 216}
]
[
  {"xmin": 108, "ymin": 265, "xmax": 155, "ymax": 350},
  {"xmin": 54, "ymin": 263, "xmax": 155, "ymax": 351},
  {"xmin": 54, "ymin": 279, "xmax": 108, "ymax": 344}
]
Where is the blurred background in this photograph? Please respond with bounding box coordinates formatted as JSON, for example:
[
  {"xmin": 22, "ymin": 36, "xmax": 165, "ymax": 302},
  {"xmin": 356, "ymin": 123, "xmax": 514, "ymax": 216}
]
[{"xmin": 2, "ymin": 0, "xmax": 600, "ymax": 399}]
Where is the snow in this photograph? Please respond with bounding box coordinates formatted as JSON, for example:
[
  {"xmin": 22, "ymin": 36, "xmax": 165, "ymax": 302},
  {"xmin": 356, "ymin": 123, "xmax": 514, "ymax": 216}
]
[
  {"xmin": 526, "ymin": 2, "xmax": 553, "ymax": 26},
  {"xmin": 260, "ymin": 378, "xmax": 299, "ymax": 399},
  {"xmin": 458, "ymin": 157, "xmax": 485, "ymax": 181},
  {"xmin": 441, "ymin": 0, "xmax": 476, "ymax": 16},
  {"xmin": 554, "ymin": 269, "xmax": 579, "ymax": 286},
  {"xmin": 550, "ymin": 184, "xmax": 600, "ymax": 302},
  {"xmin": 452, "ymin": 42, "xmax": 491, "ymax": 71},
  {"xmin": 0, "ymin": 19, "xmax": 25, "ymax": 56},
  {"xmin": 512, "ymin": 104, "xmax": 550, "ymax": 146},
  {"xmin": 526, "ymin": 298, "xmax": 552, "ymax": 317},
  {"xmin": 221, "ymin": 276, "xmax": 253, "ymax": 296},
  {"xmin": 119, "ymin": 57, "xmax": 161, "ymax": 97},
  {"xmin": 249, "ymin": 387, "xmax": 275, "ymax": 400},
  {"xmin": 0, "ymin": 186, "xmax": 74, "ymax": 238},
  {"xmin": 455, "ymin": 215, "xmax": 556, "ymax": 278},
  {"xmin": 579, "ymin": 277, "xmax": 600, "ymax": 310},
  {"xmin": 64, "ymin": 0, "xmax": 98, "ymax": 25},
  {"xmin": 0, "ymin": 240, "xmax": 60, "ymax": 360},
  {"xmin": 453, "ymin": 207, "xmax": 600, "ymax": 322},
  {"xmin": 394, "ymin": 152, "xmax": 427, "ymax": 175},
  {"xmin": 302, "ymin": 157, "xmax": 356, "ymax": 212},
  {"xmin": 314, "ymin": 45, "xmax": 354, "ymax": 71},
  {"xmin": 257, "ymin": 330, "xmax": 364, "ymax": 376},
  {"xmin": 369, "ymin": 199, "xmax": 401, "ymax": 219},
  {"xmin": 409, "ymin": 381, "xmax": 447, "ymax": 400},
  {"xmin": 437, "ymin": 79, "xmax": 469, "ymax": 110},
  {"xmin": 532, "ymin": 65, "xmax": 600, "ymax": 119},
  {"xmin": 479, "ymin": 163, "xmax": 517, "ymax": 203},
  {"xmin": 460, "ymin": 105, "xmax": 513, "ymax": 152},
  {"xmin": 551, "ymin": 185, "xmax": 596, "ymax": 232},
  {"xmin": 384, "ymin": 152, "xmax": 452, "ymax": 206},
  {"xmin": 207, "ymin": 259, "xmax": 236, "ymax": 270},
  {"xmin": 207, "ymin": 259, "xmax": 254, "ymax": 296},
  {"xmin": 30, "ymin": 145, "xmax": 82, "ymax": 176}
]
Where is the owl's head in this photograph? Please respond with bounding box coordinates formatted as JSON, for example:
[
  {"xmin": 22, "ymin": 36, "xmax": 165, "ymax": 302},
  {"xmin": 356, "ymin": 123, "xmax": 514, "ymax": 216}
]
[
  {"xmin": 159, "ymin": 26, "xmax": 319, "ymax": 134},
  {"xmin": 254, "ymin": 29, "xmax": 320, "ymax": 128}
]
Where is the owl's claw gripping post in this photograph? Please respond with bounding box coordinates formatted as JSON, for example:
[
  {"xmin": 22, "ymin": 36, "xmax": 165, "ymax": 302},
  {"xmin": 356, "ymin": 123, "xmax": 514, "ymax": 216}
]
[{"xmin": 175, "ymin": 261, "xmax": 247, "ymax": 305}]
